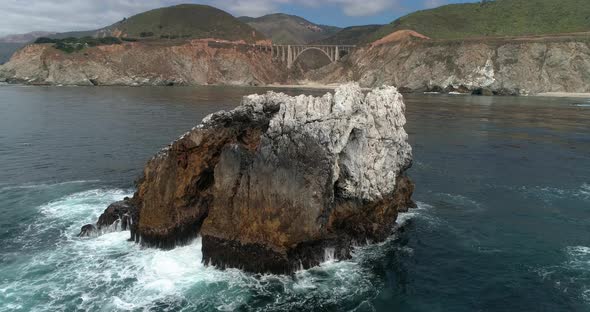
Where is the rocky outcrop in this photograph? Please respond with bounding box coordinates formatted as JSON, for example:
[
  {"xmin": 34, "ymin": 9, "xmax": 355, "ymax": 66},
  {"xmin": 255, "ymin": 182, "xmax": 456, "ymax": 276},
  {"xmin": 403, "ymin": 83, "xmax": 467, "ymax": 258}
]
[
  {"xmin": 78, "ymin": 198, "xmax": 136, "ymax": 237},
  {"xmin": 90, "ymin": 83, "xmax": 414, "ymax": 274},
  {"xmin": 0, "ymin": 40, "xmax": 285, "ymax": 86},
  {"xmin": 307, "ymin": 37, "xmax": 590, "ymax": 95}
]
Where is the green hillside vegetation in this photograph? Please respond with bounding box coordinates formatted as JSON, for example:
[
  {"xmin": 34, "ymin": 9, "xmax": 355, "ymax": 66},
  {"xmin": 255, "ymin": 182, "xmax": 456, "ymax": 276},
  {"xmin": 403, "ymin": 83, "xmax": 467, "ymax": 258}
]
[
  {"xmin": 315, "ymin": 25, "xmax": 382, "ymax": 45},
  {"xmin": 370, "ymin": 0, "xmax": 590, "ymax": 41},
  {"xmin": 106, "ymin": 4, "xmax": 264, "ymax": 43},
  {"xmin": 34, "ymin": 37, "xmax": 122, "ymax": 53},
  {"xmin": 239, "ymin": 14, "xmax": 340, "ymax": 44}
]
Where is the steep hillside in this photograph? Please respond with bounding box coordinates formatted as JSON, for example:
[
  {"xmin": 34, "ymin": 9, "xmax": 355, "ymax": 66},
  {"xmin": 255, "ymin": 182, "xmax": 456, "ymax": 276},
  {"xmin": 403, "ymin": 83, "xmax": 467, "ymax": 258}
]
[
  {"xmin": 239, "ymin": 14, "xmax": 340, "ymax": 44},
  {"xmin": 0, "ymin": 40, "xmax": 284, "ymax": 86},
  {"xmin": 104, "ymin": 4, "xmax": 264, "ymax": 42},
  {"xmin": 371, "ymin": 0, "xmax": 590, "ymax": 41},
  {"xmin": 50, "ymin": 5, "xmax": 266, "ymax": 43},
  {"xmin": 50, "ymin": 30, "xmax": 98, "ymax": 40},
  {"xmin": 315, "ymin": 25, "xmax": 382, "ymax": 45}
]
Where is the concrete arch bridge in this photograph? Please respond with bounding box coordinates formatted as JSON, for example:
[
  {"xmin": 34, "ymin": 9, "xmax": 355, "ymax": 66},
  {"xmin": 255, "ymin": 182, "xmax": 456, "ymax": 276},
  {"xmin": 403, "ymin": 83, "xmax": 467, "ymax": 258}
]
[{"xmin": 264, "ymin": 45, "xmax": 356, "ymax": 69}]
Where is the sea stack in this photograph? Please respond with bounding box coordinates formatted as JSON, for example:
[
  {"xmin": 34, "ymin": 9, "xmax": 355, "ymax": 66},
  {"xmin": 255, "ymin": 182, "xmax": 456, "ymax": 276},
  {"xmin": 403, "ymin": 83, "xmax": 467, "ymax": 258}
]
[{"xmin": 93, "ymin": 83, "xmax": 415, "ymax": 274}]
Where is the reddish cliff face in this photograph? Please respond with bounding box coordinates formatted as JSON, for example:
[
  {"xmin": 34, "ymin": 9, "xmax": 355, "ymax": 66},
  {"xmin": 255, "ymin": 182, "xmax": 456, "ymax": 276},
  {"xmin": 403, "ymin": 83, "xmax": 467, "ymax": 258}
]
[{"xmin": 0, "ymin": 40, "xmax": 285, "ymax": 86}]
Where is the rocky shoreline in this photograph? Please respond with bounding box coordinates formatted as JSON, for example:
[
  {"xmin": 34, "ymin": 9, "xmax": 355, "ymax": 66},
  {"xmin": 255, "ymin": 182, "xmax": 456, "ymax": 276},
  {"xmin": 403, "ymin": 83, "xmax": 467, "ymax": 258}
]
[
  {"xmin": 2, "ymin": 36, "xmax": 590, "ymax": 96},
  {"xmin": 0, "ymin": 40, "xmax": 285, "ymax": 87},
  {"xmin": 80, "ymin": 83, "xmax": 416, "ymax": 274},
  {"xmin": 305, "ymin": 37, "xmax": 590, "ymax": 96}
]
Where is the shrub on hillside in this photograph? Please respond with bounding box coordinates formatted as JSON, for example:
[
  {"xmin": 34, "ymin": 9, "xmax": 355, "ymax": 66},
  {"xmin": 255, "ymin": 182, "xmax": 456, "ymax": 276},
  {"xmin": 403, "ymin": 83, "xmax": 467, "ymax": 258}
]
[
  {"xmin": 41, "ymin": 36, "xmax": 123, "ymax": 53},
  {"xmin": 34, "ymin": 37, "xmax": 57, "ymax": 44}
]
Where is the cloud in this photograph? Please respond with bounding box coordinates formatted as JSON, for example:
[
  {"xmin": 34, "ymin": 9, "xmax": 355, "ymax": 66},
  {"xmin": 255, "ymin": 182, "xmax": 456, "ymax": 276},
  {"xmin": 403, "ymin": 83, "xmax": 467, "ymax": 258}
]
[
  {"xmin": 0, "ymin": 0, "xmax": 414, "ymax": 36},
  {"xmin": 329, "ymin": 0, "xmax": 398, "ymax": 16},
  {"xmin": 0, "ymin": 0, "xmax": 172, "ymax": 36},
  {"xmin": 424, "ymin": 0, "xmax": 447, "ymax": 9},
  {"xmin": 205, "ymin": 0, "xmax": 400, "ymax": 18}
]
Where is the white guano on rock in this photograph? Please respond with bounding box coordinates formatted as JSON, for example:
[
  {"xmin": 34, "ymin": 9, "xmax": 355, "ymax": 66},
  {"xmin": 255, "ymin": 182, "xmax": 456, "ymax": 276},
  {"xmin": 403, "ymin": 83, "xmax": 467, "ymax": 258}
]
[{"xmin": 237, "ymin": 82, "xmax": 412, "ymax": 202}]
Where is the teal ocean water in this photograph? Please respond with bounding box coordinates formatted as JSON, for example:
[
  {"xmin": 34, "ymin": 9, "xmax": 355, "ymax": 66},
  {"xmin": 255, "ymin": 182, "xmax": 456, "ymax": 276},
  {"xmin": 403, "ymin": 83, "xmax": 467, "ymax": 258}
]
[{"xmin": 0, "ymin": 85, "xmax": 589, "ymax": 311}]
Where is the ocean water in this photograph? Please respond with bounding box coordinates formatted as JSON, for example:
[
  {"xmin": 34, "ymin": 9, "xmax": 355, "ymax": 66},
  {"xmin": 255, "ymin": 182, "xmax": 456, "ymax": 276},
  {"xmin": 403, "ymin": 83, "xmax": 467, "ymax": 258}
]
[{"xmin": 0, "ymin": 86, "xmax": 589, "ymax": 312}]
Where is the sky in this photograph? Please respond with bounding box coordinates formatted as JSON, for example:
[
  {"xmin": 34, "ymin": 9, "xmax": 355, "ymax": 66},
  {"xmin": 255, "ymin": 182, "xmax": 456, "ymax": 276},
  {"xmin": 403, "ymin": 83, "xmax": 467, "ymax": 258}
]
[{"xmin": 0, "ymin": 0, "xmax": 476, "ymax": 37}]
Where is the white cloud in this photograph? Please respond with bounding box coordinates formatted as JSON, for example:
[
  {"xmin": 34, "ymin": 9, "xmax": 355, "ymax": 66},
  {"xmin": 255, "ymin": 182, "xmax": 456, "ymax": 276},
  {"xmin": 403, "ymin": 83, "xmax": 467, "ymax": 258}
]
[
  {"xmin": 328, "ymin": 0, "xmax": 398, "ymax": 17},
  {"xmin": 423, "ymin": 0, "xmax": 445, "ymax": 9},
  {"xmin": 0, "ymin": 0, "xmax": 403, "ymax": 36},
  {"xmin": 289, "ymin": 0, "xmax": 399, "ymax": 17}
]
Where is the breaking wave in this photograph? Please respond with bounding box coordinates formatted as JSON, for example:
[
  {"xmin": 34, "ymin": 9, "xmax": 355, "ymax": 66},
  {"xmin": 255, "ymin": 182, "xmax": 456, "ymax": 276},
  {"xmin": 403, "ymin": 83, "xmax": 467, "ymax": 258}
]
[
  {"xmin": 0, "ymin": 188, "xmax": 433, "ymax": 311},
  {"xmin": 536, "ymin": 246, "xmax": 590, "ymax": 306}
]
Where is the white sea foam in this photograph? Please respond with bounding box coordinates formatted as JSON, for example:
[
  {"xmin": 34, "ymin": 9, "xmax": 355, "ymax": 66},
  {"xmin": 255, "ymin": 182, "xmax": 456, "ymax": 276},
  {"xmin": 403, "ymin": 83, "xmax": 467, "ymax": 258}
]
[
  {"xmin": 566, "ymin": 246, "xmax": 590, "ymax": 270},
  {"xmin": 516, "ymin": 183, "xmax": 590, "ymax": 203},
  {"xmin": 396, "ymin": 201, "xmax": 433, "ymax": 225},
  {"xmin": 0, "ymin": 188, "xmax": 396, "ymax": 311},
  {"xmin": 435, "ymin": 192, "xmax": 484, "ymax": 212},
  {"xmin": 536, "ymin": 246, "xmax": 590, "ymax": 306}
]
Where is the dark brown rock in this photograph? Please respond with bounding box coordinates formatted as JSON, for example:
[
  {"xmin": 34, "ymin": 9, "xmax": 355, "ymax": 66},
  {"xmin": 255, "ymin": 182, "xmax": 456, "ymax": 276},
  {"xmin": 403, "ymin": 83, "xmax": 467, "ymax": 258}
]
[{"xmin": 78, "ymin": 224, "xmax": 96, "ymax": 237}]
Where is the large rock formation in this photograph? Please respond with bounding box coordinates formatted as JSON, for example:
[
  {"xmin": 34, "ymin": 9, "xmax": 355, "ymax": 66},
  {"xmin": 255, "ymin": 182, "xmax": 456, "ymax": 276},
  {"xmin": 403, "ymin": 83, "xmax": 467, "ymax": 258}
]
[
  {"xmin": 89, "ymin": 83, "xmax": 415, "ymax": 274},
  {"xmin": 307, "ymin": 37, "xmax": 590, "ymax": 95},
  {"xmin": 0, "ymin": 40, "xmax": 283, "ymax": 86}
]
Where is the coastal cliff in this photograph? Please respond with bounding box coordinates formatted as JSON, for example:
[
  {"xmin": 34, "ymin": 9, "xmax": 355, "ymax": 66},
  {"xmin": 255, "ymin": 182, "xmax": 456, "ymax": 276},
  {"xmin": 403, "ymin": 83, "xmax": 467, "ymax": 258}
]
[
  {"xmin": 307, "ymin": 37, "xmax": 590, "ymax": 95},
  {"xmin": 0, "ymin": 40, "xmax": 283, "ymax": 86},
  {"xmin": 83, "ymin": 84, "xmax": 415, "ymax": 274},
  {"xmin": 3, "ymin": 36, "xmax": 589, "ymax": 95}
]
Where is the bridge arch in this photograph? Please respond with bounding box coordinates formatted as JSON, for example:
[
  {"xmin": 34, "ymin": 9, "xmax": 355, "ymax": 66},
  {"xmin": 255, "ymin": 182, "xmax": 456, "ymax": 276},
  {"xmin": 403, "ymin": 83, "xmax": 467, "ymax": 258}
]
[
  {"xmin": 292, "ymin": 47, "xmax": 334, "ymax": 68},
  {"xmin": 269, "ymin": 44, "xmax": 356, "ymax": 69}
]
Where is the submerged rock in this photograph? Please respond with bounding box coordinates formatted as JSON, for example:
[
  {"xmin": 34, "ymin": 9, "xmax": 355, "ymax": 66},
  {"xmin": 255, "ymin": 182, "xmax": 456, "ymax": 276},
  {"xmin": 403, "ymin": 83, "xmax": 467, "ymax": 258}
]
[{"xmin": 92, "ymin": 83, "xmax": 415, "ymax": 274}]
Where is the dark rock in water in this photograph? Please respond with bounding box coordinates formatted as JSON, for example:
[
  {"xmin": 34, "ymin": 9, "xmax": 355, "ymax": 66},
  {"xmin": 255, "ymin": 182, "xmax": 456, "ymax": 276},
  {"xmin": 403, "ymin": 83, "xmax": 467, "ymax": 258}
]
[
  {"xmin": 391, "ymin": 175, "xmax": 417, "ymax": 213},
  {"xmin": 472, "ymin": 87, "xmax": 494, "ymax": 96},
  {"xmin": 444, "ymin": 84, "xmax": 470, "ymax": 94},
  {"xmin": 426, "ymin": 85, "xmax": 444, "ymax": 93},
  {"xmin": 397, "ymin": 86, "xmax": 413, "ymax": 93},
  {"xmin": 95, "ymin": 83, "xmax": 415, "ymax": 274},
  {"xmin": 493, "ymin": 88, "xmax": 519, "ymax": 96},
  {"xmin": 97, "ymin": 199, "xmax": 135, "ymax": 231},
  {"xmin": 78, "ymin": 224, "xmax": 96, "ymax": 237},
  {"xmin": 78, "ymin": 197, "xmax": 137, "ymax": 236}
]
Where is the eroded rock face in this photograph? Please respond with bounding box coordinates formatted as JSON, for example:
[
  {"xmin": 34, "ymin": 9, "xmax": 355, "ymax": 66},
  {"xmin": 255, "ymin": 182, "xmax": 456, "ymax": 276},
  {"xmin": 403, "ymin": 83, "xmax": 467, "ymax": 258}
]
[
  {"xmin": 93, "ymin": 83, "xmax": 414, "ymax": 273},
  {"xmin": 0, "ymin": 40, "xmax": 284, "ymax": 86},
  {"xmin": 306, "ymin": 39, "xmax": 590, "ymax": 95}
]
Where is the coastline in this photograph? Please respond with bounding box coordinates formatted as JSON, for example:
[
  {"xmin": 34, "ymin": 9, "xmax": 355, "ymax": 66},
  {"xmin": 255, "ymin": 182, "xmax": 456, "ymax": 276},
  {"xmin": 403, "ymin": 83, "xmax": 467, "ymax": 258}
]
[
  {"xmin": 535, "ymin": 92, "xmax": 590, "ymax": 99},
  {"xmin": 268, "ymin": 85, "xmax": 590, "ymax": 98},
  {"xmin": 266, "ymin": 83, "xmax": 350, "ymax": 91},
  {"xmin": 1, "ymin": 80, "xmax": 589, "ymax": 100}
]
